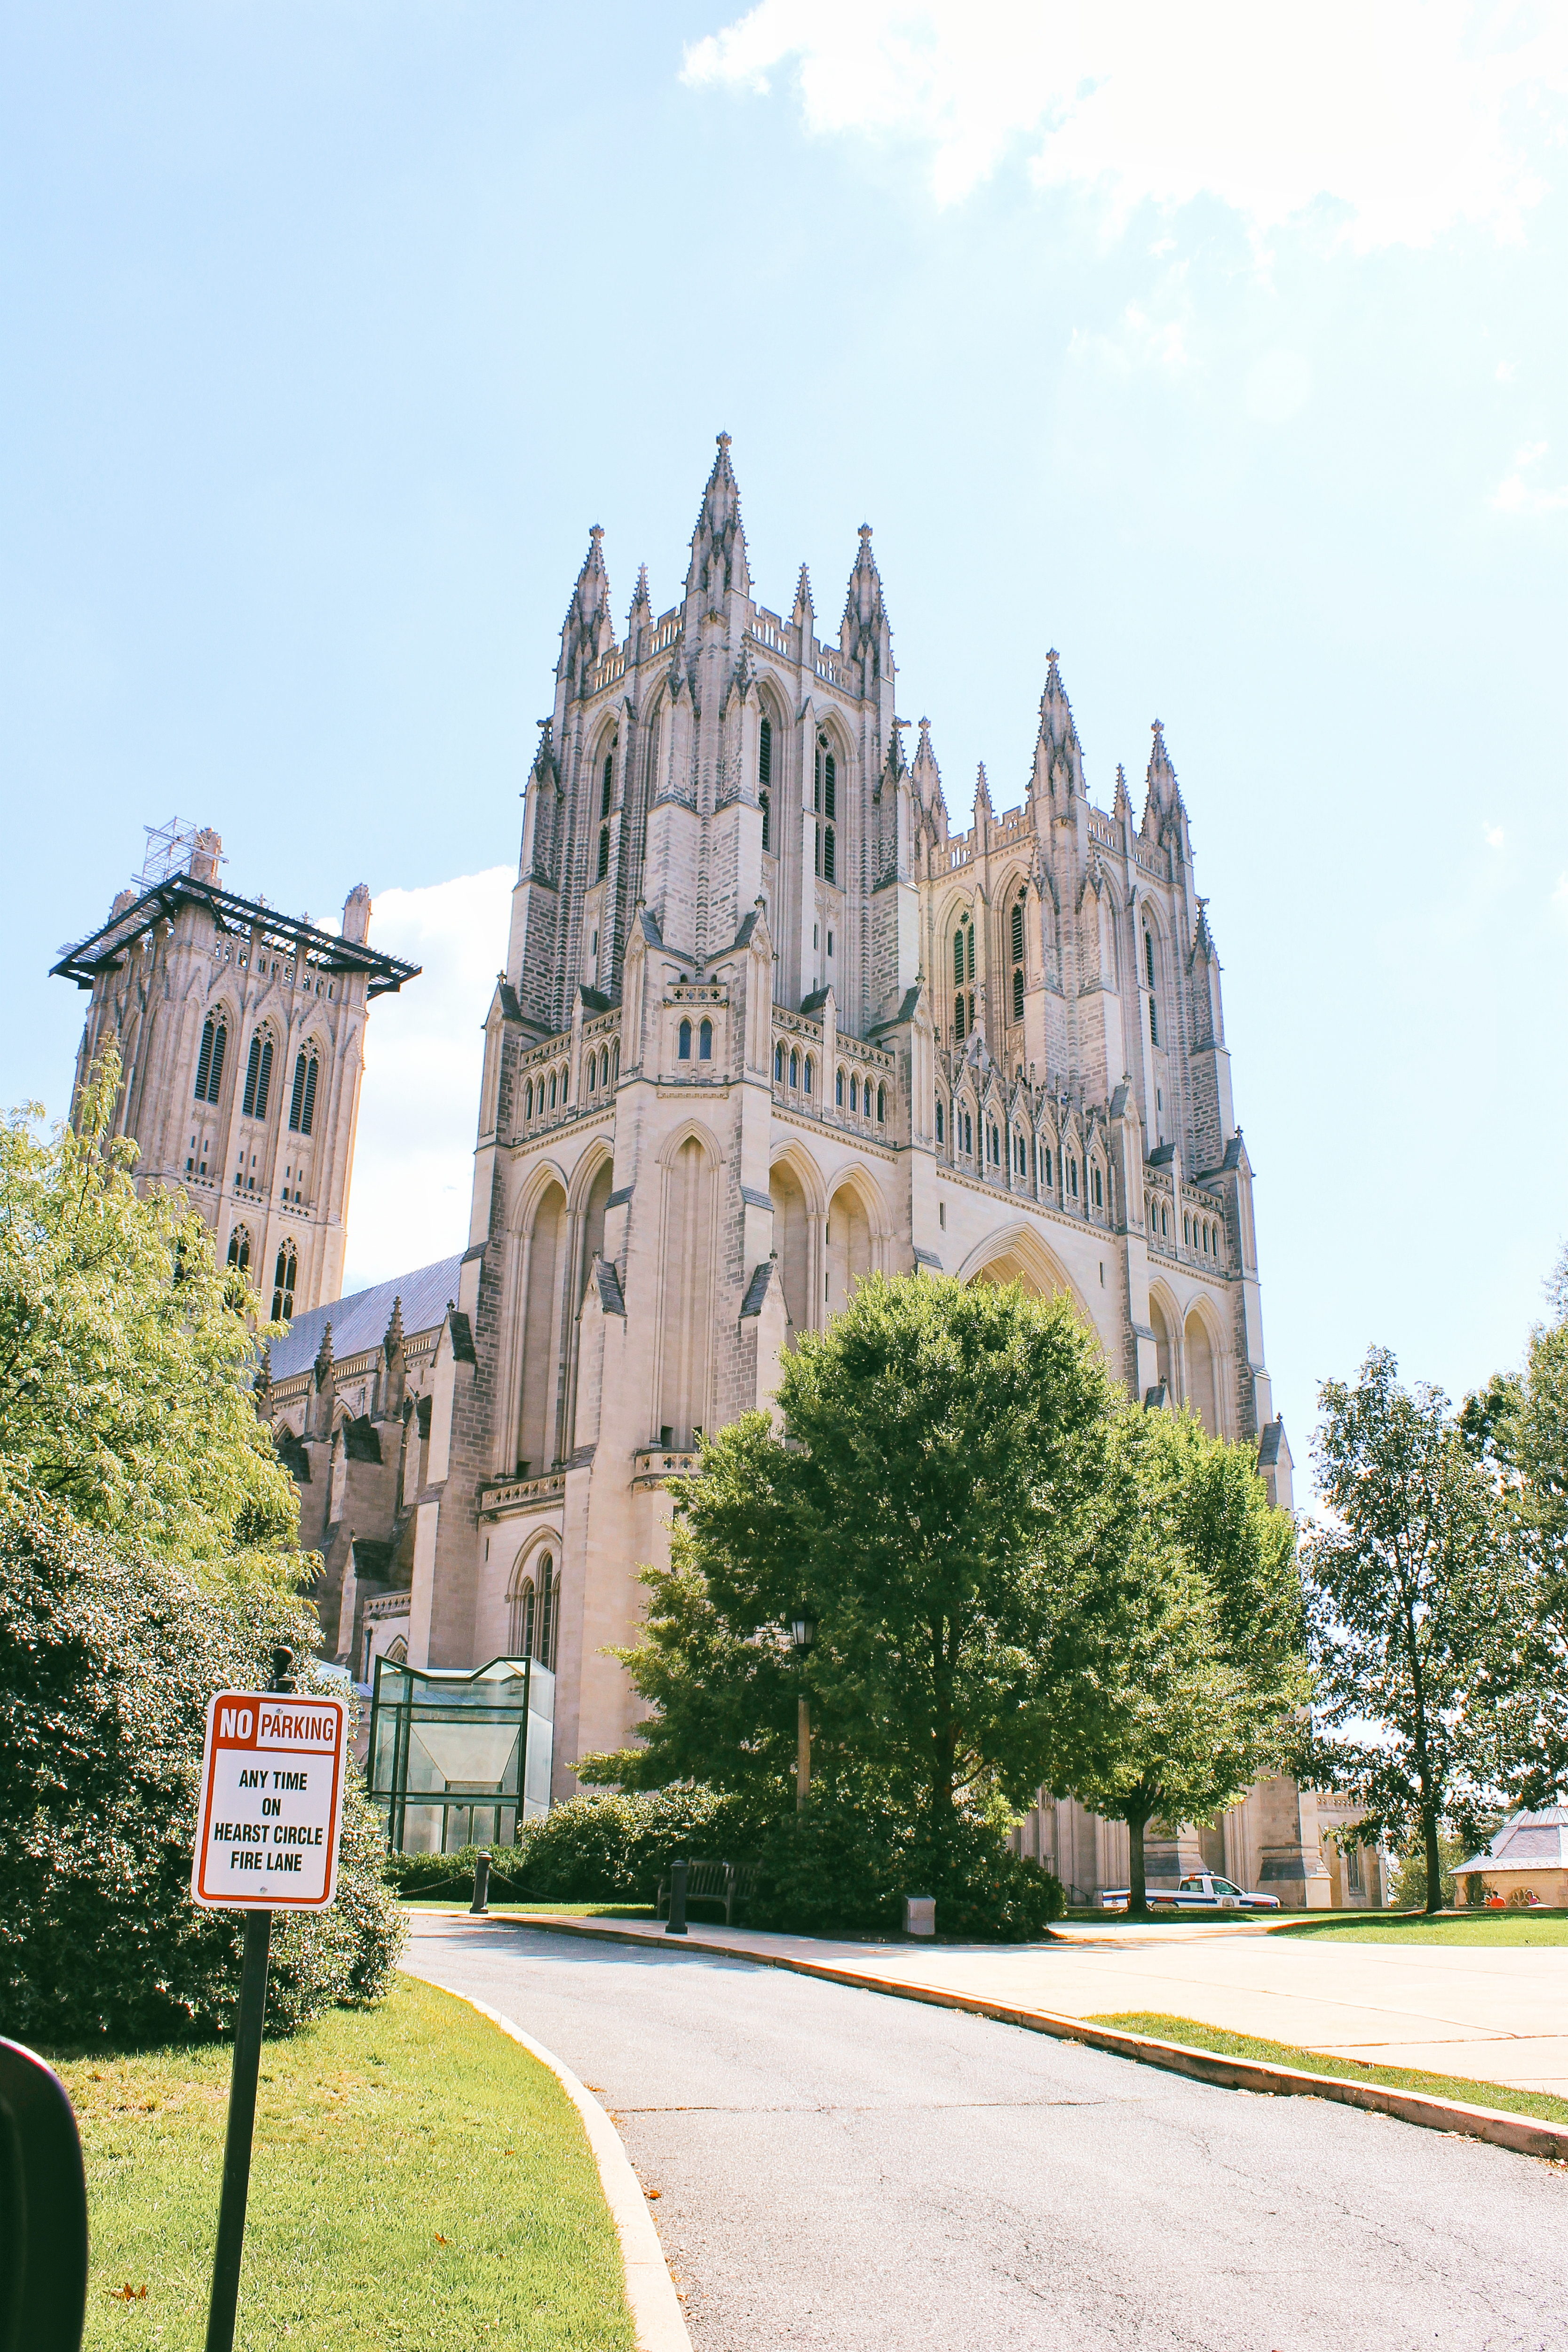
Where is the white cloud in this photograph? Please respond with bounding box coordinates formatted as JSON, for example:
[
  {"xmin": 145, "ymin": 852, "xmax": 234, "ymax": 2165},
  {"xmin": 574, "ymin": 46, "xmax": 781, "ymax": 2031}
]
[
  {"xmin": 1486, "ymin": 824, "xmax": 1507, "ymax": 847},
  {"xmin": 1243, "ymin": 349, "xmax": 1313, "ymax": 423},
  {"xmin": 1490, "ymin": 440, "xmax": 1568, "ymax": 514},
  {"xmin": 1496, "ymin": 358, "xmax": 1517, "ymax": 382},
  {"xmin": 341, "ymin": 867, "xmax": 513, "ymax": 1295},
  {"xmin": 683, "ymin": 0, "xmax": 1566, "ymax": 247}
]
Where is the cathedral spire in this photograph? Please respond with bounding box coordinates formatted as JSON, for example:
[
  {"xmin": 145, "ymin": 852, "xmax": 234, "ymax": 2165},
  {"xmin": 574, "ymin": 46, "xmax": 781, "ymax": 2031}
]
[
  {"xmin": 1033, "ymin": 647, "xmax": 1086, "ymax": 800},
  {"xmin": 1141, "ymin": 717, "xmax": 1183, "ymax": 831},
  {"xmin": 910, "ymin": 716, "xmax": 948, "ymax": 844},
  {"xmin": 558, "ymin": 524, "xmax": 616, "ymax": 690},
  {"xmin": 792, "ymin": 563, "xmax": 815, "ymax": 631},
  {"xmin": 839, "ymin": 522, "xmax": 891, "ymax": 675},
  {"xmin": 685, "ymin": 432, "xmax": 750, "ymax": 602},
  {"xmin": 974, "ymin": 762, "xmax": 994, "ymax": 826},
  {"xmin": 628, "ymin": 562, "xmax": 652, "ymax": 631}
]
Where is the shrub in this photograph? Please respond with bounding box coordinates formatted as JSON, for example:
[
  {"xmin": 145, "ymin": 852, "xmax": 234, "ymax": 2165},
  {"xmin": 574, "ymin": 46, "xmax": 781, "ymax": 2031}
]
[
  {"xmin": 745, "ymin": 1786, "xmax": 1066, "ymax": 1940},
  {"xmin": 0, "ymin": 1500, "xmax": 405, "ymax": 2044},
  {"xmin": 384, "ymin": 1785, "xmax": 750, "ymax": 1907}
]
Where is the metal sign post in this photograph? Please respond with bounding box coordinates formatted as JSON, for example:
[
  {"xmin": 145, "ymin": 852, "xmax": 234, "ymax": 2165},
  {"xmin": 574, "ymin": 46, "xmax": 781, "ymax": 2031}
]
[{"xmin": 191, "ymin": 1649, "xmax": 347, "ymax": 2352}]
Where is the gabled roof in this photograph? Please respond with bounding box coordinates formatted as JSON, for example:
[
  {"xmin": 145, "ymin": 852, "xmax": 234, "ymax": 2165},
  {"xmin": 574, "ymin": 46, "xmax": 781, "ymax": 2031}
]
[
  {"xmin": 269, "ymin": 1253, "xmax": 465, "ymax": 1382},
  {"xmin": 1453, "ymin": 1808, "xmax": 1568, "ymax": 1875}
]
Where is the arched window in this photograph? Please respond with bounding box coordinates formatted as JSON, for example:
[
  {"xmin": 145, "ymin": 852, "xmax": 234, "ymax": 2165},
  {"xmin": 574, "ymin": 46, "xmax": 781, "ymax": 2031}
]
[
  {"xmin": 759, "ymin": 717, "xmax": 772, "ymax": 850},
  {"xmin": 587, "ymin": 1055, "xmax": 598, "ymax": 1093},
  {"xmin": 1014, "ymin": 1130, "xmax": 1025, "ymax": 1176},
  {"xmin": 601, "ymin": 749, "xmax": 614, "ymax": 818},
  {"xmin": 289, "ymin": 1049, "xmax": 318, "ymax": 1135},
  {"xmin": 962, "ymin": 1108, "xmax": 973, "ymax": 1154},
  {"xmin": 876, "ymin": 1084, "xmax": 886, "ymax": 1124},
  {"xmin": 836, "ymin": 1066, "xmax": 844, "ymax": 1108},
  {"xmin": 1042, "ymin": 1146, "xmax": 1052, "ymax": 1189},
  {"xmin": 803, "ymin": 1055, "xmax": 814, "ymax": 1096},
  {"xmin": 678, "ymin": 1018, "xmax": 692, "ymax": 1061},
  {"xmin": 953, "ymin": 929, "xmax": 966, "ymax": 987},
  {"xmin": 1145, "ymin": 930, "xmax": 1156, "ymax": 989},
  {"xmin": 510, "ymin": 1576, "xmax": 535, "ymax": 1658},
  {"xmin": 935, "ymin": 1100, "xmax": 944, "ymax": 1144},
  {"xmin": 226, "ymin": 1226, "xmax": 251, "ymax": 1276},
  {"xmin": 1011, "ymin": 900, "xmax": 1025, "ymax": 963},
  {"xmin": 698, "ymin": 1018, "xmax": 713, "ymax": 1061},
  {"xmin": 849, "ymin": 1075, "xmax": 860, "ymax": 1112},
  {"xmin": 1069, "ymin": 1155, "xmax": 1079, "ymax": 1198},
  {"xmin": 774, "ymin": 1042, "xmax": 785, "ymax": 1082},
  {"xmin": 1011, "ymin": 967, "xmax": 1024, "ymax": 1023},
  {"xmin": 1149, "ymin": 995, "xmax": 1159, "ymax": 1047},
  {"xmin": 814, "ymin": 733, "xmax": 836, "ymax": 821},
  {"xmin": 537, "ymin": 1553, "xmax": 555, "ymax": 1666},
  {"xmin": 987, "ymin": 1122, "xmax": 998, "ymax": 1165},
  {"xmin": 822, "ymin": 825, "xmax": 836, "ymax": 883},
  {"xmin": 195, "ymin": 1016, "xmax": 226, "ymax": 1104},
  {"xmin": 601, "ymin": 1046, "xmax": 611, "ymax": 1090},
  {"xmin": 953, "ymin": 994, "xmax": 966, "ymax": 1042},
  {"xmin": 789, "ymin": 1049, "xmax": 799, "ymax": 1089},
  {"xmin": 270, "ymin": 1243, "xmax": 297, "ymax": 1322},
  {"xmin": 1093, "ymin": 1165, "xmax": 1103, "ymax": 1209},
  {"xmin": 242, "ymin": 1034, "xmax": 273, "ymax": 1119},
  {"xmin": 548, "ymin": 1070, "xmax": 558, "ymax": 1110},
  {"xmin": 525, "ymin": 1078, "xmax": 534, "ymax": 1119},
  {"xmin": 596, "ymin": 826, "xmax": 610, "ymax": 881}
]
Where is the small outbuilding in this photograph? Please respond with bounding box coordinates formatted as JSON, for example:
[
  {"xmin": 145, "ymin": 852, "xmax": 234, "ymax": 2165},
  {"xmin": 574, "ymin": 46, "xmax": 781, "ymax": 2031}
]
[{"xmin": 1452, "ymin": 1808, "xmax": 1568, "ymax": 1907}]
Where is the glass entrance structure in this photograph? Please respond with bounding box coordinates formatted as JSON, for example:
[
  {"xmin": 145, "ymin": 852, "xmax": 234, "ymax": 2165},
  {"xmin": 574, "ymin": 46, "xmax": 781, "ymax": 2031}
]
[{"xmin": 366, "ymin": 1654, "xmax": 554, "ymax": 1853}]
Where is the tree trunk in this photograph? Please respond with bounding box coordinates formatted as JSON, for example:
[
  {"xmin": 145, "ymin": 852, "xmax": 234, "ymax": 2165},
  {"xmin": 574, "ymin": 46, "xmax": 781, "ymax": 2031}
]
[
  {"xmin": 1125, "ymin": 1810, "xmax": 1150, "ymax": 1921},
  {"xmin": 1423, "ymin": 1801, "xmax": 1445, "ymax": 1916}
]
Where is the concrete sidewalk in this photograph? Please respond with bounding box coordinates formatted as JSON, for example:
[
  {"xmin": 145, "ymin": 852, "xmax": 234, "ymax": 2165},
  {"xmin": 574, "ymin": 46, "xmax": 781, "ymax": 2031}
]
[{"xmin": 440, "ymin": 1909, "xmax": 1568, "ymax": 2096}]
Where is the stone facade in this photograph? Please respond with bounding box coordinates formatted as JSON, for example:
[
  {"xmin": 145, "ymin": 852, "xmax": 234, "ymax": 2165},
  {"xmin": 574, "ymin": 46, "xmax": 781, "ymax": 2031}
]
[
  {"xmin": 132, "ymin": 439, "xmax": 1339, "ymax": 1905},
  {"xmin": 54, "ymin": 832, "xmax": 417, "ymax": 1319}
]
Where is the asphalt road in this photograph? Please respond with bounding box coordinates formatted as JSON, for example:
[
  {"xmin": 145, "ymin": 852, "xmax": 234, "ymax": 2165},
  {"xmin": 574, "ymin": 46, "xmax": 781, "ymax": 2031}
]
[{"xmin": 407, "ymin": 1918, "xmax": 1568, "ymax": 2352}]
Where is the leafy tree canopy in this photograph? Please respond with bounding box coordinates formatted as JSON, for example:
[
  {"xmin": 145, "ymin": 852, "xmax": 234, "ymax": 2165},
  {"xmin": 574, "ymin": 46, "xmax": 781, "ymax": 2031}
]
[
  {"xmin": 1070, "ymin": 1408, "xmax": 1306, "ymax": 1913},
  {"xmin": 1300, "ymin": 1346, "xmax": 1529, "ymax": 1913},
  {"xmin": 0, "ymin": 1051, "xmax": 304, "ymax": 1588},
  {"xmin": 588, "ymin": 1272, "xmax": 1204, "ymax": 1844}
]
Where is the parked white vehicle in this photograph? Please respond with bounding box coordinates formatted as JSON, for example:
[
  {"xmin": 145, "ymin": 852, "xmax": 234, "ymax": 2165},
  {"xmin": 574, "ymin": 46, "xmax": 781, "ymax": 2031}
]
[{"xmin": 1099, "ymin": 1872, "xmax": 1281, "ymax": 1914}]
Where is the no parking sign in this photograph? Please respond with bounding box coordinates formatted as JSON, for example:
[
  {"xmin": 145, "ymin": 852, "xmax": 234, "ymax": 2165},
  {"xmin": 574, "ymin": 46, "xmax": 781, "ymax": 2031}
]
[{"xmin": 191, "ymin": 1688, "xmax": 347, "ymax": 1910}]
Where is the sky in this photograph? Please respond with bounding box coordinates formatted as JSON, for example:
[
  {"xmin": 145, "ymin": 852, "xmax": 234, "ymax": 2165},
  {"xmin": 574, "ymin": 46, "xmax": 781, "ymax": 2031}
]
[{"xmin": 3, "ymin": 1, "xmax": 1565, "ymax": 1475}]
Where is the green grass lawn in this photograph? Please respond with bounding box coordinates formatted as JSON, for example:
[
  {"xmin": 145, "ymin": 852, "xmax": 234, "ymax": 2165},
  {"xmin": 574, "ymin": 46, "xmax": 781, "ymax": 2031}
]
[
  {"xmin": 1273, "ymin": 1907, "xmax": 1568, "ymax": 1947},
  {"xmin": 52, "ymin": 1974, "xmax": 634, "ymax": 2351},
  {"xmin": 1085, "ymin": 2010, "xmax": 1568, "ymax": 2129}
]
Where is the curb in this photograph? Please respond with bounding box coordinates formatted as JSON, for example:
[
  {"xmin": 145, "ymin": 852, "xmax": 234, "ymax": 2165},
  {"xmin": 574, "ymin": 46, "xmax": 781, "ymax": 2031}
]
[
  {"xmin": 402, "ymin": 1968, "xmax": 692, "ymax": 2352},
  {"xmin": 410, "ymin": 1911, "xmax": 1568, "ymax": 2166}
]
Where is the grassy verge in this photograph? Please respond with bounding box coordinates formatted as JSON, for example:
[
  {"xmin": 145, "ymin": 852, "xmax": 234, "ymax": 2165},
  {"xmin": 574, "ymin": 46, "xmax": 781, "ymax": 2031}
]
[
  {"xmin": 54, "ymin": 1974, "xmax": 634, "ymax": 2351},
  {"xmin": 1273, "ymin": 1908, "xmax": 1568, "ymax": 1947},
  {"xmin": 1086, "ymin": 2010, "xmax": 1568, "ymax": 2128}
]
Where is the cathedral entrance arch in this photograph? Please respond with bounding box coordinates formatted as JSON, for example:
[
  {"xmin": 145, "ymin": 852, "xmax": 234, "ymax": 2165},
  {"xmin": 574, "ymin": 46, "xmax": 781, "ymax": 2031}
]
[
  {"xmin": 957, "ymin": 1224, "xmax": 1089, "ymax": 1323},
  {"xmin": 1183, "ymin": 1301, "xmax": 1225, "ymax": 1438}
]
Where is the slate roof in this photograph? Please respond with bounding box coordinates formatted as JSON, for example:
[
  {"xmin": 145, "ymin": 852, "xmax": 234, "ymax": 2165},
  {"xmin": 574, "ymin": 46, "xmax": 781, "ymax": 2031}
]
[
  {"xmin": 1453, "ymin": 1807, "xmax": 1568, "ymax": 1875},
  {"xmin": 268, "ymin": 1253, "xmax": 464, "ymax": 1382}
]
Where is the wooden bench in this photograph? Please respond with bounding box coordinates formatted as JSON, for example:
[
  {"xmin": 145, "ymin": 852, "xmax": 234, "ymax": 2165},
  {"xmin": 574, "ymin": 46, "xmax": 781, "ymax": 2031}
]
[{"xmin": 655, "ymin": 1859, "xmax": 758, "ymax": 1927}]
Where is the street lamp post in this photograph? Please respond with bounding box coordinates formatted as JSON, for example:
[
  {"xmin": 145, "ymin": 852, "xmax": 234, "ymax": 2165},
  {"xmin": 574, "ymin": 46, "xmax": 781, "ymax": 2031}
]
[{"xmin": 790, "ymin": 1613, "xmax": 816, "ymax": 1810}]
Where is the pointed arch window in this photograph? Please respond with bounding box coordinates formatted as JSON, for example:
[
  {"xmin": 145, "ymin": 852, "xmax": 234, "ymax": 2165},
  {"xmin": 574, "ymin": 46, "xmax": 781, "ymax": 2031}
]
[
  {"xmin": 876, "ymin": 1084, "xmax": 886, "ymax": 1124},
  {"xmin": 850, "ymin": 1074, "xmax": 860, "ymax": 1112},
  {"xmin": 271, "ymin": 1243, "xmax": 297, "ymax": 1322},
  {"xmin": 243, "ymin": 1034, "xmax": 273, "ymax": 1120},
  {"xmin": 935, "ymin": 1099, "xmax": 945, "ymax": 1144},
  {"xmin": 195, "ymin": 1016, "xmax": 226, "ymax": 1104},
  {"xmin": 789, "ymin": 1049, "xmax": 799, "ymax": 1089},
  {"xmin": 814, "ymin": 734, "xmax": 836, "ymax": 821},
  {"xmin": 548, "ymin": 1069, "xmax": 558, "ymax": 1110},
  {"xmin": 803, "ymin": 1055, "xmax": 814, "ymax": 1095},
  {"xmin": 596, "ymin": 825, "xmax": 610, "ymax": 881},
  {"xmin": 699, "ymin": 1018, "xmax": 713, "ymax": 1061},
  {"xmin": 289, "ymin": 1050, "xmax": 319, "ymax": 1135},
  {"xmin": 601, "ymin": 749, "xmax": 614, "ymax": 819},
  {"xmin": 835, "ymin": 1066, "xmax": 844, "ymax": 1108},
  {"xmin": 1042, "ymin": 1145, "xmax": 1052, "ymax": 1189},
  {"xmin": 1149, "ymin": 995, "xmax": 1159, "ymax": 1047},
  {"xmin": 525, "ymin": 1078, "xmax": 534, "ymax": 1119},
  {"xmin": 1011, "ymin": 968, "xmax": 1024, "ymax": 1023},
  {"xmin": 759, "ymin": 716, "xmax": 773, "ymax": 851},
  {"xmin": 510, "ymin": 1575, "xmax": 536, "ymax": 1658},
  {"xmin": 1069, "ymin": 1155, "xmax": 1079, "ymax": 1198},
  {"xmin": 953, "ymin": 993, "xmax": 966, "ymax": 1043},
  {"xmin": 226, "ymin": 1226, "xmax": 251, "ymax": 1276},
  {"xmin": 961, "ymin": 1107, "xmax": 974, "ymax": 1155},
  {"xmin": 587, "ymin": 1056, "xmax": 598, "ymax": 1093},
  {"xmin": 678, "ymin": 1018, "xmax": 692, "ymax": 1061},
  {"xmin": 1011, "ymin": 900, "xmax": 1025, "ymax": 963},
  {"xmin": 1093, "ymin": 1164, "xmax": 1103, "ymax": 1210},
  {"xmin": 1145, "ymin": 930, "xmax": 1156, "ymax": 989},
  {"xmin": 774, "ymin": 1042, "xmax": 785, "ymax": 1082}
]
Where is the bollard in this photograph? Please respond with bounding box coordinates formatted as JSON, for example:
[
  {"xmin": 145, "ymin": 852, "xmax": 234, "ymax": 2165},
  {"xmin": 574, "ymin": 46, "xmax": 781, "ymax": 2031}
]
[
  {"xmin": 470, "ymin": 1852, "xmax": 492, "ymax": 1915},
  {"xmin": 903, "ymin": 1894, "xmax": 936, "ymax": 1939},
  {"xmin": 666, "ymin": 1856, "xmax": 689, "ymax": 1936}
]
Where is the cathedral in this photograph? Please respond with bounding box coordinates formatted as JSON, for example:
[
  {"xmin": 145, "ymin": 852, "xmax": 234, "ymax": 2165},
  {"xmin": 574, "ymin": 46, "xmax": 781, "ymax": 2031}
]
[{"xmin": 60, "ymin": 435, "xmax": 1367, "ymax": 1908}]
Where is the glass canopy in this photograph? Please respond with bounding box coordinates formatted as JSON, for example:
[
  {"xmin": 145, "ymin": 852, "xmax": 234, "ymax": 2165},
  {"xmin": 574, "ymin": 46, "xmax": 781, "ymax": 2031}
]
[{"xmin": 366, "ymin": 1654, "xmax": 554, "ymax": 1853}]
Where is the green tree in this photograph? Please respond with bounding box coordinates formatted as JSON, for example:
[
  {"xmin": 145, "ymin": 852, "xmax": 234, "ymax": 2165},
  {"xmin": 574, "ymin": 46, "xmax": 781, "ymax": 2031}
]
[
  {"xmin": 0, "ymin": 1052, "xmax": 302, "ymax": 1586},
  {"xmin": 1069, "ymin": 1410, "xmax": 1306, "ymax": 1918},
  {"xmin": 584, "ymin": 1272, "xmax": 1147, "ymax": 1851},
  {"xmin": 1300, "ymin": 1348, "xmax": 1527, "ymax": 1915}
]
